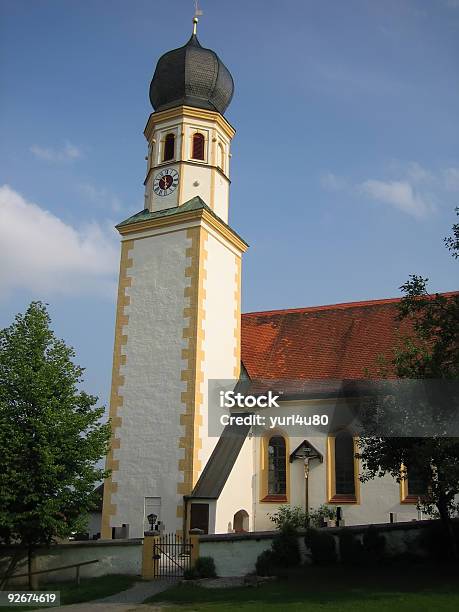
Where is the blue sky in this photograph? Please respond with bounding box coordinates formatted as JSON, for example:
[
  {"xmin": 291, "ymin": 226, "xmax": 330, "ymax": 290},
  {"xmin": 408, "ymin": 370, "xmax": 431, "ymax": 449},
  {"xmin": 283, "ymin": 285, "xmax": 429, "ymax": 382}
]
[{"xmin": 1, "ymin": 0, "xmax": 458, "ymax": 409}]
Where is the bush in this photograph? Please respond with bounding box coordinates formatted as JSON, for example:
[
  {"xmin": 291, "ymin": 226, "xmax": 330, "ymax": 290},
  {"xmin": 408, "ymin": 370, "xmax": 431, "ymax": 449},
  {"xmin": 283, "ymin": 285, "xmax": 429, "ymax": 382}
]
[
  {"xmin": 255, "ymin": 549, "xmax": 276, "ymax": 576},
  {"xmin": 305, "ymin": 526, "xmax": 387, "ymax": 567},
  {"xmin": 269, "ymin": 505, "xmax": 308, "ymax": 530},
  {"xmin": 269, "ymin": 504, "xmax": 337, "ymax": 530},
  {"xmin": 195, "ymin": 556, "xmax": 217, "ymax": 578},
  {"xmin": 255, "ymin": 525, "xmax": 301, "ymax": 576},
  {"xmin": 308, "ymin": 505, "xmax": 337, "ymax": 528},
  {"xmin": 184, "ymin": 556, "xmax": 217, "ymax": 579},
  {"xmin": 271, "ymin": 525, "xmax": 301, "ymax": 567},
  {"xmin": 339, "ymin": 526, "xmax": 388, "ymax": 566},
  {"xmin": 305, "ymin": 528, "xmax": 337, "ymax": 565},
  {"xmin": 363, "ymin": 525, "xmax": 386, "ymax": 563},
  {"xmin": 418, "ymin": 521, "xmax": 459, "ymax": 563},
  {"xmin": 338, "ymin": 529, "xmax": 365, "ymax": 565},
  {"xmin": 183, "ymin": 567, "xmax": 197, "ymax": 580}
]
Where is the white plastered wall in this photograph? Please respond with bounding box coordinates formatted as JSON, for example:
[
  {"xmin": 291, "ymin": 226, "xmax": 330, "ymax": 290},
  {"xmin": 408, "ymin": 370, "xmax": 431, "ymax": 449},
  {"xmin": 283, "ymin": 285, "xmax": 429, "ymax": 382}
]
[
  {"xmin": 180, "ymin": 163, "xmax": 230, "ymax": 222},
  {"xmin": 110, "ymin": 227, "xmax": 191, "ymax": 538},
  {"xmin": 199, "ymin": 226, "xmax": 241, "ymax": 471},
  {"xmin": 214, "ymin": 436, "xmax": 255, "ymax": 534},
  {"xmin": 212, "ymin": 170, "xmax": 230, "ymax": 221},
  {"xmin": 251, "ymin": 399, "xmax": 423, "ymax": 531}
]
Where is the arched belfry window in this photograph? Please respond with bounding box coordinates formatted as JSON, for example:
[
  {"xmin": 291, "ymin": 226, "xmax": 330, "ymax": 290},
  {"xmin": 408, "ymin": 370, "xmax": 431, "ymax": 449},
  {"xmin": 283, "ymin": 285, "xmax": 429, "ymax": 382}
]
[
  {"xmin": 192, "ymin": 132, "xmax": 205, "ymax": 160},
  {"xmin": 163, "ymin": 133, "xmax": 175, "ymax": 162},
  {"xmin": 268, "ymin": 436, "xmax": 286, "ymax": 495},
  {"xmin": 334, "ymin": 431, "xmax": 355, "ymax": 496}
]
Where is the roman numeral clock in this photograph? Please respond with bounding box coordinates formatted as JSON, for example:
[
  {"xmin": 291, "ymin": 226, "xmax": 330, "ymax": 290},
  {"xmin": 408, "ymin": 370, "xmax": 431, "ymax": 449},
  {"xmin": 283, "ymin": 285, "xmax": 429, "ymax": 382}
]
[{"xmin": 153, "ymin": 168, "xmax": 179, "ymax": 197}]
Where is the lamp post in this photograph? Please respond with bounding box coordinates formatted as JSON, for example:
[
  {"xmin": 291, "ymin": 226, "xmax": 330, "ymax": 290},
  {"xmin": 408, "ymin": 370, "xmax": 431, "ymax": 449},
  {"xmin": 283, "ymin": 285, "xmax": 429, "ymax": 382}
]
[{"xmin": 147, "ymin": 513, "xmax": 158, "ymax": 532}]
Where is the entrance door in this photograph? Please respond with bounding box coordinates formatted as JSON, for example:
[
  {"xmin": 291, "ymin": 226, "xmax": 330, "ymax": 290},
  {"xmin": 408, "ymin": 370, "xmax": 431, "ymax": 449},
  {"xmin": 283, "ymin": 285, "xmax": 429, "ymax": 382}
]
[
  {"xmin": 190, "ymin": 503, "xmax": 209, "ymax": 534},
  {"xmin": 233, "ymin": 509, "xmax": 249, "ymax": 532}
]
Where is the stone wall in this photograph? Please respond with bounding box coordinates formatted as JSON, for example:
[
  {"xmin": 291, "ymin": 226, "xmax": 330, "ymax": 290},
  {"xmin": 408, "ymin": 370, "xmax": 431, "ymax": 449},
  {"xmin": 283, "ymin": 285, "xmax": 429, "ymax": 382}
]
[
  {"xmin": 199, "ymin": 531, "xmax": 276, "ymax": 577},
  {"xmin": 1, "ymin": 539, "xmax": 143, "ymax": 585},
  {"xmin": 199, "ymin": 519, "xmax": 452, "ymax": 577}
]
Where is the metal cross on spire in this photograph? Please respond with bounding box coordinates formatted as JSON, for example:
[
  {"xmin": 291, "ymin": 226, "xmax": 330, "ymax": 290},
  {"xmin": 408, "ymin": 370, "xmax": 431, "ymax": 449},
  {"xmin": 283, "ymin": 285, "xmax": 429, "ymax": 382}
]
[{"xmin": 193, "ymin": 0, "xmax": 203, "ymax": 35}]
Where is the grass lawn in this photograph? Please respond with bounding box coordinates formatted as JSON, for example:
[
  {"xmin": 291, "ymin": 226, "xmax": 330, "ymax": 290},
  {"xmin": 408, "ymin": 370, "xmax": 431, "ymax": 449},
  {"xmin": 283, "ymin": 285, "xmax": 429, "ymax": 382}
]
[
  {"xmin": 146, "ymin": 563, "xmax": 459, "ymax": 611},
  {"xmin": 0, "ymin": 574, "xmax": 137, "ymax": 610}
]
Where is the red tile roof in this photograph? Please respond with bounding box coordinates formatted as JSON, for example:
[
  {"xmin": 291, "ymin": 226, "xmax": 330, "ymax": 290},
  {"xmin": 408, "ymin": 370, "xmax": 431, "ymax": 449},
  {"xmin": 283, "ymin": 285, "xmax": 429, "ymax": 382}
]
[{"xmin": 240, "ymin": 294, "xmax": 457, "ymax": 380}]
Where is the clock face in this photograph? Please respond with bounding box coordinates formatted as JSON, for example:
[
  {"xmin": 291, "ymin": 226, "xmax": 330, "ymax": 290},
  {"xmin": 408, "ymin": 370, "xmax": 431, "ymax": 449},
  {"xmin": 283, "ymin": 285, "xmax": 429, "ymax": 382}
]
[{"xmin": 153, "ymin": 168, "xmax": 179, "ymax": 196}]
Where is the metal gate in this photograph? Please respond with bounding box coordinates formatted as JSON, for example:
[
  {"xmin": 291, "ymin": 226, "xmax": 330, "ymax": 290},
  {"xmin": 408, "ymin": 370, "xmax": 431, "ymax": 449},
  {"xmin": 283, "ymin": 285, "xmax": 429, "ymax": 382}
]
[{"xmin": 153, "ymin": 533, "xmax": 193, "ymax": 579}]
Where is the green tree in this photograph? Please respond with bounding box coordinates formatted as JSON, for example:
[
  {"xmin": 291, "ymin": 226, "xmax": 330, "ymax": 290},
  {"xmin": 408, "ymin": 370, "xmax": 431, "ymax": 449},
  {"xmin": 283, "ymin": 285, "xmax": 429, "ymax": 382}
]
[
  {"xmin": 0, "ymin": 302, "xmax": 111, "ymax": 587},
  {"xmin": 357, "ymin": 210, "xmax": 459, "ymax": 560}
]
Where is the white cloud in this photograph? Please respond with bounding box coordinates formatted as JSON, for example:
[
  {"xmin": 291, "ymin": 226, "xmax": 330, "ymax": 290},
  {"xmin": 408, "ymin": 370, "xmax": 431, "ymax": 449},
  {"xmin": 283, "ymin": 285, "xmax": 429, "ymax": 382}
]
[
  {"xmin": 0, "ymin": 185, "xmax": 118, "ymax": 299},
  {"xmin": 360, "ymin": 179, "xmax": 432, "ymax": 218},
  {"xmin": 30, "ymin": 142, "xmax": 82, "ymax": 163},
  {"xmin": 320, "ymin": 161, "xmax": 446, "ymax": 218},
  {"xmin": 443, "ymin": 167, "xmax": 459, "ymax": 191},
  {"xmin": 405, "ymin": 162, "xmax": 434, "ymax": 184},
  {"xmin": 320, "ymin": 172, "xmax": 348, "ymax": 191},
  {"xmin": 78, "ymin": 183, "xmax": 123, "ymax": 213}
]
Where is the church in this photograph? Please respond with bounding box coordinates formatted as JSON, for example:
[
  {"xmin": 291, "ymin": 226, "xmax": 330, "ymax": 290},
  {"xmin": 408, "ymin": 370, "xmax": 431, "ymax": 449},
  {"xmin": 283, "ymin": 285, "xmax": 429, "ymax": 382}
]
[{"xmin": 101, "ymin": 20, "xmax": 425, "ymax": 540}]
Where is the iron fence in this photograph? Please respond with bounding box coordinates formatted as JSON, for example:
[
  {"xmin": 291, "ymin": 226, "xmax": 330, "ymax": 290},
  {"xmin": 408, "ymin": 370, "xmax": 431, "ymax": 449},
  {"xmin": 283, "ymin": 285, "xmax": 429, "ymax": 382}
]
[{"xmin": 152, "ymin": 533, "xmax": 193, "ymax": 579}]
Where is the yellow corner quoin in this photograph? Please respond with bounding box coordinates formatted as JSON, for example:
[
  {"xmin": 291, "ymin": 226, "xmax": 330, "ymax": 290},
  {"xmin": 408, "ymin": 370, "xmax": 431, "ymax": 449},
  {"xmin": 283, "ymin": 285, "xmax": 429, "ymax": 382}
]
[
  {"xmin": 101, "ymin": 240, "xmax": 134, "ymax": 539},
  {"xmin": 177, "ymin": 226, "xmax": 208, "ymax": 529},
  {"xmin": 233, "ymin": 254, "xmax": 242, "ymax": 379}
]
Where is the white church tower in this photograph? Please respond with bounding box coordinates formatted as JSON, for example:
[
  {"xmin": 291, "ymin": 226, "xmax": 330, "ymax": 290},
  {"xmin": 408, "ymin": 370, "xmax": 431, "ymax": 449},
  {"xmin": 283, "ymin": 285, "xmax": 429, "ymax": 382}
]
[{"xmin": 101, "ymin": 19, "xmax": 247, "ymax": 539}]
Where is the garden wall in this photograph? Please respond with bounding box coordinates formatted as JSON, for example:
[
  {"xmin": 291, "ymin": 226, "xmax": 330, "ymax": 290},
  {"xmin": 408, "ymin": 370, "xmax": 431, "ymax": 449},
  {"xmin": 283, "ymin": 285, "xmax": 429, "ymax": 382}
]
[
  {"xmin": 199, "ymin": 519, "xmax": 454, "ymax": 577},
  {"xmin": 200, "ymin": 531, "xmax": 276, "ymax": 577},
  {"xmin": 0, "ymin": 539, "xmax": 143, "ymax": 585}
]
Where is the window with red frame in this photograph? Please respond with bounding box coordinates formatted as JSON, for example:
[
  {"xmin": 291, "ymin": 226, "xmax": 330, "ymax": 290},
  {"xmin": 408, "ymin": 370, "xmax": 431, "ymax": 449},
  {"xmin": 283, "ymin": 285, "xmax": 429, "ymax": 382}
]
[
  {"xmin": 192, "ymin": 133, "xmax": 205, "ymax": 160},
  {"xmin": 163, "ymin": 133, "xmax": 175, "ymax": 162}
]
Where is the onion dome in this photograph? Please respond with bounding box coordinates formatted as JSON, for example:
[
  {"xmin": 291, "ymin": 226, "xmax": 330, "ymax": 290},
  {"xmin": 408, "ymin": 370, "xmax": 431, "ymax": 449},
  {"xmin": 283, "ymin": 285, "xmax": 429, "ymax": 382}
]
[{"xmin": 149, "ymin": 26, "xmax": 234, "ymax": 116}]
